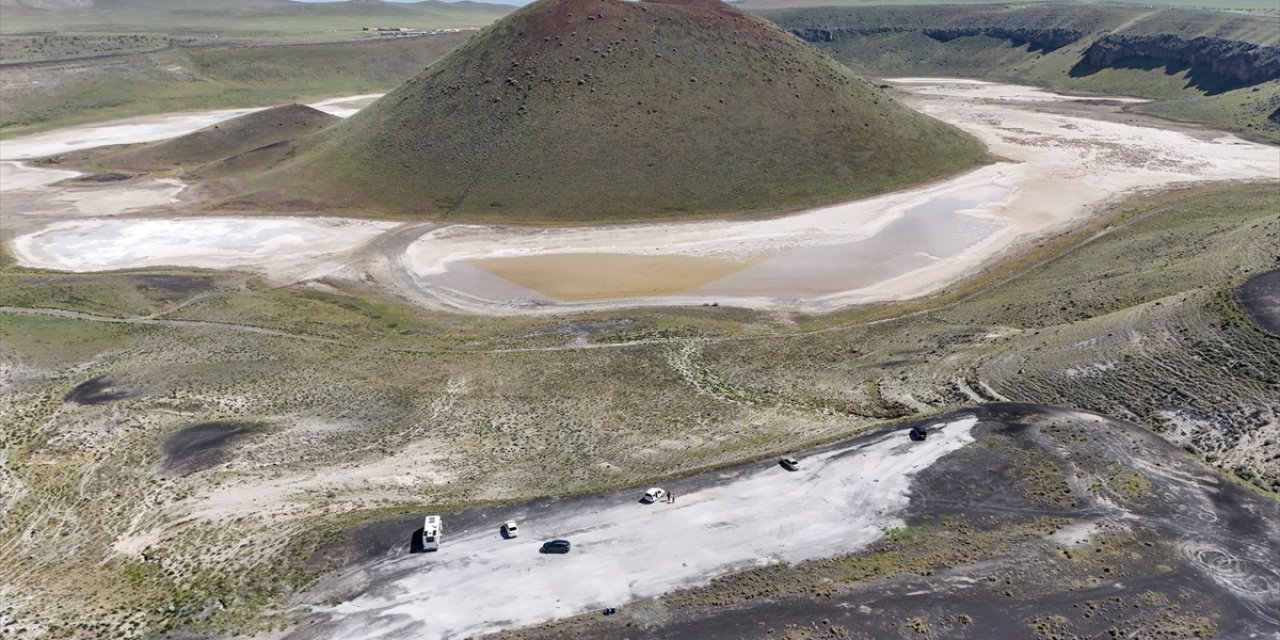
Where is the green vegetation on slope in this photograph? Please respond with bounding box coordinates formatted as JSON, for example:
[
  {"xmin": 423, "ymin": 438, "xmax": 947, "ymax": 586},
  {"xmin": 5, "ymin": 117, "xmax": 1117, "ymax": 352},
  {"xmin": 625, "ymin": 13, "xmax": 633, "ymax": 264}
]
[
  {"xmin": 0, "ymin": 33, "xmax": 470, "ymax": 138},
  {"xmin": 0, "ymin": 0, "xmax": 512, "ymax": 37},
  {"xmin": 86, "ymin": 104, "xmax": 339, "ymax": 172},
  {"xmin": 248, "ymin": 0, "xmax": 986, "ymax": 222}
]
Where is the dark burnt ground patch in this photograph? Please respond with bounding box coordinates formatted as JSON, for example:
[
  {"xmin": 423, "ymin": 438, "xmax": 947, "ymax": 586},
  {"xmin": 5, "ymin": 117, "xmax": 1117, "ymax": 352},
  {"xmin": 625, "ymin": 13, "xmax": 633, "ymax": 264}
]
[
  {"xmin": 127, "ymin": 274, "xmax": 219, "ymax": 302},
  {"xmin": 156, "ymin": 422, "xmax": 256, "ymax": 479},
  {"xmin": 490, "ymin": 404, "xmax": 1280, "ymax": 640},
  {"xmin": 6, "ymin": 272, "xmax": 225, "ymax": 318},
  {"xmin": 63, "ymin": 376, "xmax": 130, "ymax": 405},
  {"xmin": 1236, "ymin": 269, "xmax": 1280, "ymax": 336}
]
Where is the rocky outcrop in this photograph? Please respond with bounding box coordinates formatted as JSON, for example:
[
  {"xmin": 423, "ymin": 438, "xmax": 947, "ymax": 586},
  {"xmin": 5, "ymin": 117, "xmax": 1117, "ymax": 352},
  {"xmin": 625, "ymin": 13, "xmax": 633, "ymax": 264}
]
[
  {"xmin": 790, "ymin": 26, "xmax": 1084, "ymax": 53},
  {"xmin": 789, "ymin": 26, "xmax": 908, "ymax": 42},
  {"xmin": 1081, "ymin": 34, "xmax": 1280, "ymax": 85},
  {"xmin": 922, "ymin": 27, "xmax": 1085, "ymax": 53}
]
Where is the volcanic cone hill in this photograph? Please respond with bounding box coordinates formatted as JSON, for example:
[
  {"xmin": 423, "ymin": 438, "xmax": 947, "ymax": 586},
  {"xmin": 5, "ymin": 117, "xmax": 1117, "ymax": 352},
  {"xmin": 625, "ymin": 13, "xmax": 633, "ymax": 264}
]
[{"xmin": 249, "ymin": 0, "xmax": 987, "ymax": 222}]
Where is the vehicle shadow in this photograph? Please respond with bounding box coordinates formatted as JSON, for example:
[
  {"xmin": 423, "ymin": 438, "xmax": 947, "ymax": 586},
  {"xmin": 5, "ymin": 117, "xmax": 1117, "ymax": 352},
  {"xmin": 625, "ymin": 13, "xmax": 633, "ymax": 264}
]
[{"xmin": 409, "ymin": 527, "xmax": 427, "ymax": 553}]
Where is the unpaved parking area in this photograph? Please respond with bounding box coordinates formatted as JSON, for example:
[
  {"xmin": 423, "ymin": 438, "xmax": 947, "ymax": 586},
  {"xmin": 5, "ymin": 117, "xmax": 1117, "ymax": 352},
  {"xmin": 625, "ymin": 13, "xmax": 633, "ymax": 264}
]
[
  {"xmin": 288, "ymin": 416, "xmax": 977, "ymax": 640},
  {"xmin": 469, "ymin": 405, "xmax": 1280, "ymax": 640}
]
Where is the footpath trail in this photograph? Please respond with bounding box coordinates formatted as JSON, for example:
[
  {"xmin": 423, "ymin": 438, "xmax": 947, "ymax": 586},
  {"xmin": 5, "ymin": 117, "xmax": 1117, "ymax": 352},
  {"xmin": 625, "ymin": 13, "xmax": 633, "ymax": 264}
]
[{"xmin": 0, "ymin": 305, "xmax": 342, "ymax": 344}]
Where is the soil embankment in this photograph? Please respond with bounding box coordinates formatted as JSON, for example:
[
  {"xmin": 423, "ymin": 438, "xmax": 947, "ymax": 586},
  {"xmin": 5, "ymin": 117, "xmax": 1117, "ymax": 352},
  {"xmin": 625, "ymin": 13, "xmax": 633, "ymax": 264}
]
[{"xmin": 1236, "ymin": 269, "xmax": 1280, "ymax": 336}]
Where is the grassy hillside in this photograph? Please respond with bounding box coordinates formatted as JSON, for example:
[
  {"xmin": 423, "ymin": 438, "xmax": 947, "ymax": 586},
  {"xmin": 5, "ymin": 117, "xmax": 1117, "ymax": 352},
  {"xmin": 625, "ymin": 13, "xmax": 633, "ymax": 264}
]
[
  {"xmin": 0, "ymin": 32, "xmax": 470, "ymax": 138},
  {"xmin": 1, "ymin": 183, "xmax": 1274, "ymax": 637},
  {"xmin": 764, "ymin": 4, "xmax": 1280, "ymax": 142},
  {"xmin": 243, "ymin": 0, "xmax": 987, "ymax": 222}
]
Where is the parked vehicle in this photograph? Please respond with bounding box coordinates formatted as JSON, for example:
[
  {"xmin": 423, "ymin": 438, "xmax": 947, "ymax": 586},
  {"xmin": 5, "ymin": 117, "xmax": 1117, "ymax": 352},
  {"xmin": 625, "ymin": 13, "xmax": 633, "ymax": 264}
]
[
  {"xmin": 540, "ymin": 539, "xmax": 572, "ymax": 554},
  {"xmin": 642, "ymin": 487, "xmax": 666, "ymax": 503},
  {"xmin": 780, "ymin": 457, "xmax": 800, "ymax": 471},
  {"xmin": 909, "ymin": 425, "xmax": 928, "ymax": 441},
  {"xmin": 422, "ymin": 515, "xmax": 442, "ymax": 551},
  {"xmin": 501, "ymin": 521, "xmax": 519, "ymax": 538}
]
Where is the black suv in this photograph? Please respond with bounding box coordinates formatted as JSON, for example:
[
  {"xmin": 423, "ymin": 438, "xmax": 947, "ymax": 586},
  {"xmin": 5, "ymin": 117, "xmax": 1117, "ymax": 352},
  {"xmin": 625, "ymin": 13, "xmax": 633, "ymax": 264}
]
[
  {"xmin": 909, "ymin": 425, "xmax": 928, "ymax": 441},
  {"xmin": 540, "ymin": 539, "xmax": 572, "ymax": 554}
]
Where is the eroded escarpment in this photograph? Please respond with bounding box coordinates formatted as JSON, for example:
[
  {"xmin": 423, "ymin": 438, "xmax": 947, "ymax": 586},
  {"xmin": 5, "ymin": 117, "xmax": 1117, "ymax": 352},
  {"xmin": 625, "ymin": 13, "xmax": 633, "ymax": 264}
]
[
  {"xmin": 771, "ymin": 4, "xmax": 1280, "ymax": 99},
  {"xmin": 795, "ymin": 25, "xmax": 1086, "ymax": 54},
  {"xmin": 1077, "ymin": 33, "xmax": 1280, "ymax": 86}
]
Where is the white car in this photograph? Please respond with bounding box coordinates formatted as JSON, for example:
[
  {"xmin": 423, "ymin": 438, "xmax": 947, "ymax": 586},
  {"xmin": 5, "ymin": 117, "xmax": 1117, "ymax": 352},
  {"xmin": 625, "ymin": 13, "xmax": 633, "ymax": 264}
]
[
  {"xmin": 501, "ymin": 521, "xmax": 519, "ymax": 538},
  {"xmin": 642, "ymin": 487, "xmax": 666, "ymax": 503}
]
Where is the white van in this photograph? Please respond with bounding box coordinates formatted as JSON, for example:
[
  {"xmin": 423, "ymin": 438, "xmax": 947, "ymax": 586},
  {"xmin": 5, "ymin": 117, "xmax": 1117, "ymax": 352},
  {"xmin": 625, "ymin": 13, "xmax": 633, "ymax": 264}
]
[{"xmin": 422, "ymin": 515, "xmax": 442, "ymax": 551}]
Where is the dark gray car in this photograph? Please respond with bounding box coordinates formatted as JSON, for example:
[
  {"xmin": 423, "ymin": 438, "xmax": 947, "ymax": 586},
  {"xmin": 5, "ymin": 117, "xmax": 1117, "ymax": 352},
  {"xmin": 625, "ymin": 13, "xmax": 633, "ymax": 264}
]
[{"xmin": 540, "ymin": 539, "xmax": 572, "ymax": 554}]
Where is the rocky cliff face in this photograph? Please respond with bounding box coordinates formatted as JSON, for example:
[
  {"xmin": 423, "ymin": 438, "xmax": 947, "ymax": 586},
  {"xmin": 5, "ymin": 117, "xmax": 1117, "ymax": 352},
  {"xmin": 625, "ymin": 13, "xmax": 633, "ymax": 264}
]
[
  {"xmin": 922, "ymin": 27, "xmax": 1084, "ymax": 53},
  {"xmin": 1081, "ymin": 34, "xmax": 1280, "ymax": 85},
  {"xmin": 790, "ymin": 26, "xmax": 1084, "ymax": 54},
  {"xmin": 790, "ymin": 26, "xmax": 906, "ymax": 42},
  {"xmin": 788, "ymin": 23, "xmax": 1278, "ymax": 90}
]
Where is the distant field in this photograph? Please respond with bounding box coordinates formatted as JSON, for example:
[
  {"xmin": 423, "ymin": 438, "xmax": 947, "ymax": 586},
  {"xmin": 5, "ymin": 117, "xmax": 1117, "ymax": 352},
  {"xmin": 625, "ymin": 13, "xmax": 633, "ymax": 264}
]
[
  {"xmin": 0, "ymin": 32, "xmax": 471, "ymax": 138},
  {"xmin": 0, "ymin": 0, "xmax": 513, "ymax": 37},
  {"xmin": 740, "ymin": 0, "xmax": 1278, "ymax": 13}
]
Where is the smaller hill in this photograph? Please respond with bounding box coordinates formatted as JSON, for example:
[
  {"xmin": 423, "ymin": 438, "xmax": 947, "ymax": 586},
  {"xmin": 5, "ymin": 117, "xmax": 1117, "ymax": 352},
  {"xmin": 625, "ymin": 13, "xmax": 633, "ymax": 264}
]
[{"xmin": 98, "ymin": 104, "xmax": 338, "ymax": 172}]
